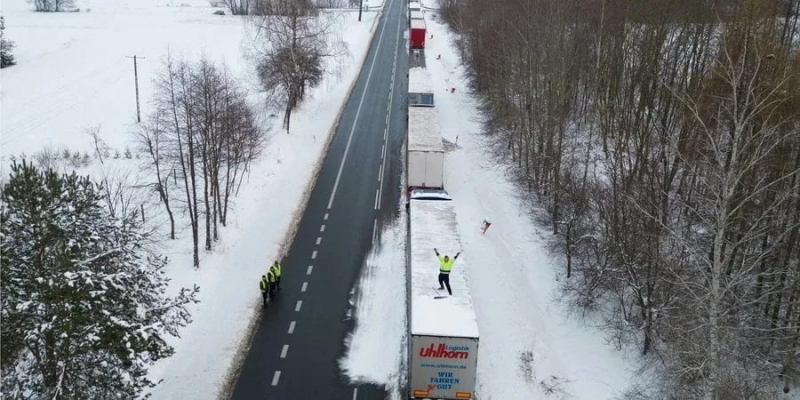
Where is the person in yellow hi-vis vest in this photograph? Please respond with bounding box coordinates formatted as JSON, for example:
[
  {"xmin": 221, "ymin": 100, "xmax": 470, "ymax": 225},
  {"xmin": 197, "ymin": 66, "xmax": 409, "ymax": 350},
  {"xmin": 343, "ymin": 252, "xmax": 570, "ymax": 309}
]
[
  {"xmin": 270, "ymin": 261, "xmax": 282, "ymax": 291},
  {"xmin": 434, "ymin": 248, "xmax": 460, "ymax": 295},
  {"xmin": 259, "ymin": 275, "xmax": 270, "ymax": 308}
]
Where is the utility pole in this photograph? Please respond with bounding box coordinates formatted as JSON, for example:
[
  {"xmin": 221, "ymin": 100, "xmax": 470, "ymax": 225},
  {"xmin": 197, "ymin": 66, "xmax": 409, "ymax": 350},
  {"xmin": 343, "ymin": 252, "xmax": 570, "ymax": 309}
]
[
  {"xmin": 126, "ymin": 55, "xmax": 145, "ymax": 123},
  {"xmin": 358, "ymin": 0, "xmax": 363, "ymax": 21}
]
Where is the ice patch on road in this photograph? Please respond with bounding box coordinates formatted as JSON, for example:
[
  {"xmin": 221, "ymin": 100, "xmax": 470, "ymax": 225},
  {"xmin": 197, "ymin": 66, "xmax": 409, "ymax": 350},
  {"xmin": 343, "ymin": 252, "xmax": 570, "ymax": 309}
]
[{"xmin": 340, "ymin": 215, "xmax": 407, "ymax": 395}]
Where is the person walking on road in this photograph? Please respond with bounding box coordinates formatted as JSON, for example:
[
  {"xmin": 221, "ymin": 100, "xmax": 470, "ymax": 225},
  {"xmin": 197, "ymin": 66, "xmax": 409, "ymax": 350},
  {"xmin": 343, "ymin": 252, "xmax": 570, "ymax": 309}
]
[
  {"xmin": 267, "ymin": 268, "xmax": 277, "ymax": 299},
  {"xmin": 270, "ymin": 261, "xmax": 282, "ymax": 291},
  {"xmin": 434, "ymin": 248, "xmax": 460, "ymax": 295},
  {"xmin": 260, "ymin": 275, "xmax": 270, "ymax": 307}
]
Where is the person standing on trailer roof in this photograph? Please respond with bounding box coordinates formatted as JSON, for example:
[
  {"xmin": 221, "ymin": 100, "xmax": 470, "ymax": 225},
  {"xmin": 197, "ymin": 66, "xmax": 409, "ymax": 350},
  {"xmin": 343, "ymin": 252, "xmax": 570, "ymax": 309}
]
[{"xmin": 434, "ymin": 248, "xmax": 460, "ymax": 295}]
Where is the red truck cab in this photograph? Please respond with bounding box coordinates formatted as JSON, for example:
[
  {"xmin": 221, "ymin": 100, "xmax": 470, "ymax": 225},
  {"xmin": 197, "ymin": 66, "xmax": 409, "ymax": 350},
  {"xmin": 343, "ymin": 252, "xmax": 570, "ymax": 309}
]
[{"xmin": 410, "ymin": 19, "xmax": 426, "ymax": 49}]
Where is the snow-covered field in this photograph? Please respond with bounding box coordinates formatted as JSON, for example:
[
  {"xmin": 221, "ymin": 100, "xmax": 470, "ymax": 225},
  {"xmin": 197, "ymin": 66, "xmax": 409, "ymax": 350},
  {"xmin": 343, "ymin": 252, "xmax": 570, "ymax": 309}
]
[
  {"xmin": 1, "ymin": 0, "xmax": 380, "ymax": 398},
  {"xmin": 341, "ymin": 11, "xmax": 636, "ymax": 400}
]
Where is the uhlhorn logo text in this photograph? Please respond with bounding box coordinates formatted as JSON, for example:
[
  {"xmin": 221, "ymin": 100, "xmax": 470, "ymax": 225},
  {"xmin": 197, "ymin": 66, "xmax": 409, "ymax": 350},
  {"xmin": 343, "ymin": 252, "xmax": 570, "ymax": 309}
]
[{"xmin": 419, "ymin": 344, "xmax": 469, "ymax": 359}]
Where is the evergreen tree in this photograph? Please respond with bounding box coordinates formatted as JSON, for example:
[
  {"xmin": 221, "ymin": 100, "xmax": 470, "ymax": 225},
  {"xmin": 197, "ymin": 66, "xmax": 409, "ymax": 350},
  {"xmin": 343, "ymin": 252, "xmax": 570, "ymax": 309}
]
[
  {"xmin": 0, "ymin": 16, "xmax": 16, "ymax": 68},
  {"xmin": 0, "ymin": 161, "xmax": 199, "ymax": 399}
]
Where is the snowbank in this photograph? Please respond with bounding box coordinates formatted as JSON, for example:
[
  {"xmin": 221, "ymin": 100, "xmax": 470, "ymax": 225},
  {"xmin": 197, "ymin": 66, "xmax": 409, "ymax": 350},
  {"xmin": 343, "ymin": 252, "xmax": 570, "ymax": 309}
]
[{"xmin": 339, "ymin": 216, "xmax": 408, "ymax": 393}]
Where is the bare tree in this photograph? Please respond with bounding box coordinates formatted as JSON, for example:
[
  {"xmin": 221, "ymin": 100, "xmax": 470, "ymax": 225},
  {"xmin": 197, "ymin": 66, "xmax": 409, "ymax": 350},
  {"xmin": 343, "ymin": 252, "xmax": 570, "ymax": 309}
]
[
  {"xmin": 31, "ymin": 0, "xmax": 75, "ymax": 12},
  {"xmin": 134, "ymin": 111, "xmax": 177, "ymax": 239},
  {"xmin": 251, "ymin": 0, "xmax": 346, "ymax": 132},
  {"xmin": 153, "ymin": 54, "xmax": 201, "ymax": 267},
  {"xmin": 223, "ymin": 0, "xmax": 250, "ymax": 14},
  {"xmin": 146, "ymin": 54, "xmax": 265, "ymax": 266}
]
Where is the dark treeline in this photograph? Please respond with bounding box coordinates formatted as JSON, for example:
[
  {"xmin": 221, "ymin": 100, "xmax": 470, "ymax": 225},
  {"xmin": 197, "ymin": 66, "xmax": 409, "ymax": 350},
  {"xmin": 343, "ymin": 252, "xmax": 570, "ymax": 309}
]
[{"xmin": 440, "ymin": 0, "xmax": 800, "ymax": 397}]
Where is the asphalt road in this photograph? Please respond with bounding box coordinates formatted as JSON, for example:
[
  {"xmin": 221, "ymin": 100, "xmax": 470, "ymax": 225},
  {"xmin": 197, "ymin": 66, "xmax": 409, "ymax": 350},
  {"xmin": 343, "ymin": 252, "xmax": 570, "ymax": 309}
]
[{"xmin": 229, "ymin": 0, "xmax": 409, "ymax": 398}]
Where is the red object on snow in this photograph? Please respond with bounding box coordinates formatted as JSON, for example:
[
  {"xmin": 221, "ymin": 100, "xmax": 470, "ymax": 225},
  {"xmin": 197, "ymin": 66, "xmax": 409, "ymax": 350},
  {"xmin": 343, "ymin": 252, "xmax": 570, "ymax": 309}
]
[{"xmin": 410, "ymin": 19, "xmax": 426, "ymax": 49}]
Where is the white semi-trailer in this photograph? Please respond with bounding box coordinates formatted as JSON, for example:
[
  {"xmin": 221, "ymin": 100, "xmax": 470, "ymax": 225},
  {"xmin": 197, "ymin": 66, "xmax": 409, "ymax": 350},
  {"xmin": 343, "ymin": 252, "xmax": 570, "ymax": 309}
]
[
  {"xmin": 407, "ymin": 190, "xmax": 479, "ymax": 400},
  {"xmin": 408, "ymin": 67, "xmax": 434, "ymax": 107},
  {"xmin": 407, "ymin": 107, "xmax": 444, "ymax": 191}
]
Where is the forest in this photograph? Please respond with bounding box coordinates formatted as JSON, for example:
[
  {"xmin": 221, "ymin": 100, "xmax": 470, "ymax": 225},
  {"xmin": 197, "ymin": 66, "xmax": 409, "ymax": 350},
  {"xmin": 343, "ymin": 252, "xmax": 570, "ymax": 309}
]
[{"xmin": 439, "ymin": 0, "xmax": 800, "ymax": 397}]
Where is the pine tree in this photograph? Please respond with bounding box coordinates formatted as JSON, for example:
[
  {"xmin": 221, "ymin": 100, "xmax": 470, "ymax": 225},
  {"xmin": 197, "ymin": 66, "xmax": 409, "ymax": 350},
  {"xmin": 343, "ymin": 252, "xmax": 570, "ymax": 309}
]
[
  {"xmin": 0, "ymin": 16, "xmax": 16, "ymax": 68},
  {"xmin": 0, "ymin": 161, "xmax": 199, "ymax": 398}
]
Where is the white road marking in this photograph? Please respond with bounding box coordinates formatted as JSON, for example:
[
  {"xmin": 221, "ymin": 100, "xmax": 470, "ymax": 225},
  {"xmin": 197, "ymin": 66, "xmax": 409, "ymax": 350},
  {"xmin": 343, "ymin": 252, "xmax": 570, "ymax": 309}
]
[
  {"xmin": 381, "ymin": 144, "xmax": 384, "ymax": 155},
  {"xmin": 281, "ymin": 345, "xmax": 289, "ymax": 359},
  {"xmin": 372, "ymin": 219, "xmax": 378, "ymax": 245},
  {"xmin": 353, "ymin": 387, "xmax": 358, "ymax": 400},
  {"xmin": 320, "ymin": 224, "xmax": 326, "ymax": 232},
  {"xmin": 312, "ymin": 250, "xmax": 318, "ymax": 259},
  {"xmin": 378, "ymin": 11, "xmax": 403, "ymax": 209},
  {"xmin": 374, "ymin": 189, "xmax": 379, "ymax": 209},
  {"xmin": 326, "ymin": 6, "xmax": 394, "ymax": 210},
  {"xmin": 288, "ymin": 321, "xmax": 296, "ymax": 334},
  {"xmin": 316, "ymin": 237, "xmax": 322, "ymax": 245},
  {"xmin": 379, "ymin": 164, "xmax": 383, "ymax": 182},
  {"xmin": 301, "ymin": 281, "xmax": 308, "ymax": 292},
  {"xmin": 272, "ymin": 371, "xmax": 281, "ymax": 386},
  {"xmin": 307, "ymin": 265, "xmax": 313, "ymax": 275},
  {"xmin": 295, "ymin": 300, "xmax": 303, "ymax": 312},
  {"xmin": 324, "ymin": 213, "xmax": 329, "ymax": 220}
]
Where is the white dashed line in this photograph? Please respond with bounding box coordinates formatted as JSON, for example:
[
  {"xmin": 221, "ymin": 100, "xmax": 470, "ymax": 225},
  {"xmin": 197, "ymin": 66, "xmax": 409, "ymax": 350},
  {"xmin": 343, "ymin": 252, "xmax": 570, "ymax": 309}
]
[
  {"xmin": 316, "ymin": 237, "xmax": 322, "ymax": 245},
  {"xmin": 295, "ymin": 300, "xmax": 303, "ymax": 312},
  {"xmin": 272, "ymin": 371, "xmax": 281, "ymax": 386},
  {"xmin": 374, "ymin": 189, "xmax": 379, "ymax": 209},
  {"xmin": 379, "ymin": 164, "xmax": 383, "ymax": 182},
  {"xmin": 326, "ymin": 8, "xmax": 393, "ymax": 211},
  {"xmin": 312, "ymin": 250, "xmax": 318, "ymax": 259},
  {"xmin": 301, "ymin": 281, "xmax": 308, "ymax": 292},
  {"xmin": 381, "ymin": 144, "xmax": 384, "ymax": 155},
  {"xmin": 288, "ymin": 321, "xmax": 296, "ymax": 334},
  {"xmin": 307, "ymin": 265, "xmax": 313, "ymax": 275},
  {"xmin": 281, "ymin": 345, "xmax": 289, "ymax": 359},
  {"xmin": 353, "ymin": 387, "xmax": 358, "ymax": 400},
  {"xmin": 324, "ymin": 213, "xmax": 329, "ymax": 220},
  {"xmin": 320, "ymin": 224, "xmax": 326, "ymax": 232},
  {"xmin": 372, "ymin": 219, "xmax": 378, "ymax": 245}
]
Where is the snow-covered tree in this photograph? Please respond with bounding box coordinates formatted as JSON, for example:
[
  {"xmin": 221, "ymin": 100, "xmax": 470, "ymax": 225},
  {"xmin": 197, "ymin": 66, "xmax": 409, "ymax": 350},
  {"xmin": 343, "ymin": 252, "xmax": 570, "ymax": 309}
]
[
  {"xmin": 0, "ymin": 16, "xmax": 16, "ymax": 68},
  {"xmin": 0, "ymin": 161, "xmax": 199, "ymax": 399}
]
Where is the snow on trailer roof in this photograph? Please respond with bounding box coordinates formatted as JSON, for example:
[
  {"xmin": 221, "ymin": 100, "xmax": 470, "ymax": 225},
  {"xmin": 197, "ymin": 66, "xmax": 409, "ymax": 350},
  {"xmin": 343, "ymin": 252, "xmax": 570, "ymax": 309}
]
[
  {"xmin": 408, "ymin": 67, "xmax": 433, "ymax": 94},
  {"xmin": 408, "ymin": 107, "xmax": 442, "ymax": 153},
  {"xmin": 410, "ymin": 10, "xmax": 424, "ymax": 20},
  {"xmin": 410, "ymin": 19, "xmax": 426, "ymax": 30},
  {"xmin": 409, "ymin": 199, "xmax": 479, "ymax": 338}
]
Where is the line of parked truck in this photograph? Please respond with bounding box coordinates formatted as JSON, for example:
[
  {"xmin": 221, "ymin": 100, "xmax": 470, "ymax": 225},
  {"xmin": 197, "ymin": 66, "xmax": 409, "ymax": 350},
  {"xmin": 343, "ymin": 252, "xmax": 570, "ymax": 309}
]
[{"xmin": 403, "ymin": 3, "xmax": 480, "ymax": 399}]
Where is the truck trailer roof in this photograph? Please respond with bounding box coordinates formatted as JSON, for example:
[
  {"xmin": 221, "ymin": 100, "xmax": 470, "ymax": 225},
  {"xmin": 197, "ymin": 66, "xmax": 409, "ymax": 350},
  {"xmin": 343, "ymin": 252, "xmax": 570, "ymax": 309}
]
[
  {"xmin": 410, "ymin": 19, "xmax": 426, "ymax": 30},
  {"xmin": 408, "ymin": 107, "xmax": 442, "ymax": 153},
  {"xmin": 408, "ymin": 67, "xmax": 433, "ymax": 94},
  {"xmin": 409, "ymin": 199, "xmax": 480, "ymax": 338}
]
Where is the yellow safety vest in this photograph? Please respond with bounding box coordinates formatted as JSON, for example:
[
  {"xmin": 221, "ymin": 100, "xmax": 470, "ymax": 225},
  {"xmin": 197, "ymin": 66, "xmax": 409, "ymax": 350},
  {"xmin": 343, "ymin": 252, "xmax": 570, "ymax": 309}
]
[
  {"xmin": 438, "ymin": 256, "xmax": 455, "ymax": 274},
  {"xmin": 271, "ymin": 263, "xmax": 282, "ymax": 277},
  {"xmin": 260, "ymin": 278, "xmax": 269, "ymax": 291},
  {"xmin": 267, "ymin": 271, "xmax": 276, "ymax": 283}
]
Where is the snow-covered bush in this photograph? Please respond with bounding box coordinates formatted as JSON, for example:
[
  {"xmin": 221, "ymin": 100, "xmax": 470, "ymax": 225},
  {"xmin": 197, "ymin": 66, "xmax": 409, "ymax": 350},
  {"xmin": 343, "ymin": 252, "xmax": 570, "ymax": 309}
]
[
  {"xmin": 0, "ymin": 161, "xmax": 199, "ymax": 398},
  {"xmin": 0, "ymin": 16, "xmax": 15, "ymax": 68},
  {"xmin": 31, "ymin": 0, "xmax": 76, "ymax": 12}
]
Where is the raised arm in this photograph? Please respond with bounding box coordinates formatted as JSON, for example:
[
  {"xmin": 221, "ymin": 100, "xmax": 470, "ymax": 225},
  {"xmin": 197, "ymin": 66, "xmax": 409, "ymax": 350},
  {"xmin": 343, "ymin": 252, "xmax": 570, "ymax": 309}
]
[
  {"xmin": 454, "ymin": 252, "xmax": 461, "ymax": 259},
  {"xmin": 434, "ymin": 248, "xmax": 439, "ymax": 256}
]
